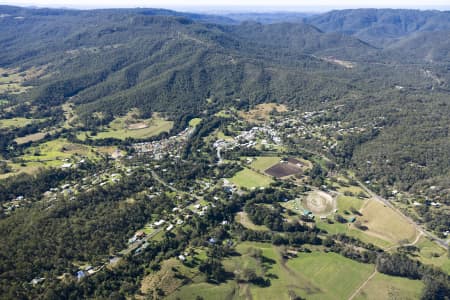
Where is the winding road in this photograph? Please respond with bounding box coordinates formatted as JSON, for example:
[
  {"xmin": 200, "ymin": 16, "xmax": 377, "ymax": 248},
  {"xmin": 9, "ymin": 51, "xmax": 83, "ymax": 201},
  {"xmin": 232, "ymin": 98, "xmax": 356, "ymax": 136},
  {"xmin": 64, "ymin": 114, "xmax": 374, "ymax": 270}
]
[{"xmin": 355, "ymin": 179, "xmax": 448, "ymax": 249}]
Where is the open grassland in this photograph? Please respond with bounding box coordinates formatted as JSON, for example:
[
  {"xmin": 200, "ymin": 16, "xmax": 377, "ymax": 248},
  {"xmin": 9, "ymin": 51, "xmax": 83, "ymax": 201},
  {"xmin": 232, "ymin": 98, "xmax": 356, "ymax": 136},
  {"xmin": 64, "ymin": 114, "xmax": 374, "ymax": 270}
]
[
  {"xmin": 338, "ymin": 184, "xmax": 366, "ymax": 196},
  {"xmin": 235, "ymin": 211, "xmax": 270, "ymax": 231},
  {"xmin": 216, "ymin": 130, "xmax": 234, "ymax": 141},
  {"xmin": 358, "ymin": 199, "xmax": 418, "ymax": 245},
  {"xmin": 169, "ymin": 281, "xmax": 237, "ymax": 300},
  {"xmin": 315, "ymin": 222, "xmax": 396, "ymax": 250},
  {"xmin": 315, "ymin": 218, "xmax": 396, "ymax": 249},
  {"xmin": 315, "ymin": 219, "xmax": 349, "ymax": 235},
  {"xmin": 416, "ymin": 237, "xmax": 450, "ymax": 274},
  {"xmin": 170, "ymin": 243, "xmax": 375, "ymax": 300},
  {"xmin": 229, "ymin": 168, "xmax": 273, "ymax": 189},
  {"xmin": 188, "ymin": 117, "xmax": 202, "ymax": 127},
  {"xmin": 0, "ymin": 67, "xmax": 43, "ymax": 94},
  {"xmin": 21, "ymin": 139, "xmax": 93, "ymax": 162},
  {"xmin": 314, "ymin": 182, "xmax": 414, "ymax": 249},
  {"xmin": 14, "ymin": 132, "xmax": 47, "ymax": 144},
  {"xmin": 78, "ymin": 113, "xmax": 173, "ymax": 140},
  {"xmin": 348, "ymin": 228, "xmax": 394, "ymax": 249},
  {"xmin": 286, "ymin": 251, "xmax": 374, "ymax": 300},
  {"xmin": 140, "ymin": 258, "xmax": 201, "ymax": 298},
  {"xmin": 354, "ymin": 272, "xmax": 423, "ymax": 300},
  {"xmin": 250, "ymin": 156, "xmax": 280, "ymax": 171},
  {"xmin": 337, "ymin": 195, "xmax": 365, "ymax": 212},
  {"xmin": 10, "ymin": 139, "xmax": 100, "ymax": 175},
  {"xmin": 239, "ymin": 103, "xmax": 287, "ymax": 123},
  {"xmin": 0, "ymin": 162, "xmax": 44, "ymax": 179},
  {"xmin": 0, "ymin": 117, "xmax": 40, "ymax": 129}
]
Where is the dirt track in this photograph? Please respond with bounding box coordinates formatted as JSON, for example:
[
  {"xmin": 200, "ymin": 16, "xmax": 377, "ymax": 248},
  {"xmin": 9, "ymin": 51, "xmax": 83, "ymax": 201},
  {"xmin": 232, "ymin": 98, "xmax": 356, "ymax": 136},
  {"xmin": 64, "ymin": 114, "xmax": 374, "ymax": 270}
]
[{"xmin": 303, "ymin": 190, "xmax": 336, "ymax": 216}]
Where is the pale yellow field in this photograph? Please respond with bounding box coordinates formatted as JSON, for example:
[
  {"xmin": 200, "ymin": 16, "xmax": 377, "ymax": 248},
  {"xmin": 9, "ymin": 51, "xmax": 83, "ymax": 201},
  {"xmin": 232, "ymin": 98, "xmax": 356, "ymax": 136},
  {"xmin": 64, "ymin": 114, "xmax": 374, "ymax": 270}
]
[
  {"xmin": 235, "ymin": 211, "xmax": 269, "ymax": 231},
  {"xmin": 239, "ymin": 103, "xmax": 288, "ymax": 123},
  {"xmin": 358, "ymin": 199, "xmax": 418, "ymax": 245},
  {"xmin": 354, "ymin": 272, "xmax": 423, "ymax": 300},
  {"xmin": 15, "ymin": 132, "xmax": 47, "ymax": 144}
]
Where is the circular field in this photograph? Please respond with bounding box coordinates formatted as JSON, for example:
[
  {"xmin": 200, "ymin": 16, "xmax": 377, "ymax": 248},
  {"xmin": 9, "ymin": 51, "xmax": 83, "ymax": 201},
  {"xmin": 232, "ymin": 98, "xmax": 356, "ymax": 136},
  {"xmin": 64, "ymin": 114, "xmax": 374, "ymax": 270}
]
[{"xmin": 303, "ymin": 191, "xmax": 336, "ymax": 215}]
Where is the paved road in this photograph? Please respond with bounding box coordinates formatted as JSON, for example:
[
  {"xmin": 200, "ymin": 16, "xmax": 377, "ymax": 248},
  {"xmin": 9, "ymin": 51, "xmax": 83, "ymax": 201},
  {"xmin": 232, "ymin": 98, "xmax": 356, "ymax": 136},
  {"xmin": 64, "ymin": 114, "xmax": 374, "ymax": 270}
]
[{"xmin": 355, "ymin": 179, "xmax": 448, "ymax": 249}]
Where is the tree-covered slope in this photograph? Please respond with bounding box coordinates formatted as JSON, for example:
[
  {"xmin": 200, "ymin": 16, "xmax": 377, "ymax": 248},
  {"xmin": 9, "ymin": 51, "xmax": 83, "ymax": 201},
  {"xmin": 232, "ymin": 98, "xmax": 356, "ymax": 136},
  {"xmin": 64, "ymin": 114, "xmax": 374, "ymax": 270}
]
[
  {"xmin": 1, "ymin": 5, "xmax": 450, "ymax": 189},
  {"xmin": 307, "ymin": 9, "xmax": 450, "ymax": 47}
]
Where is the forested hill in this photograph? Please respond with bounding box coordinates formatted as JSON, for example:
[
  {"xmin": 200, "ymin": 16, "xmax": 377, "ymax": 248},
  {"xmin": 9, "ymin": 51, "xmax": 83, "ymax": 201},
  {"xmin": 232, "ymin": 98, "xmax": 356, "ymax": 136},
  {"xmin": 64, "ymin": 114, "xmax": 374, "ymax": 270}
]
[
  {"xmin": 1, "ymin": 5, "xmax": 450, "ymax": 189},
  {"xmin": 306, "ymin": 9, "xmax": 450, "ymax": 47},
  {"xmin": 0, "ymin": 5, "xmax": 381, "ymax": 123}
]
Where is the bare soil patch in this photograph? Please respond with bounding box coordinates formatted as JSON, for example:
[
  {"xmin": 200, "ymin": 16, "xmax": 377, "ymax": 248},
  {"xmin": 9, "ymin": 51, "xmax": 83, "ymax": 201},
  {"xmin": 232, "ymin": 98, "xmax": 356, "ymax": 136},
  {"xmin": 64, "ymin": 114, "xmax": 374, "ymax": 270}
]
[
  {"xmin": 265, "ymin": 161, "xmax": 302, "ymax": 178},
  {"xmin": 239, "ymin": 103, "xmax": 288, "ymax": 123},
  {"xmin": 127, "ymin": 122, "xmax": 149, "ymax": 130},
  {"xmin": 304, "ymin": 190, "xmax": 336, "ymax": 215}
]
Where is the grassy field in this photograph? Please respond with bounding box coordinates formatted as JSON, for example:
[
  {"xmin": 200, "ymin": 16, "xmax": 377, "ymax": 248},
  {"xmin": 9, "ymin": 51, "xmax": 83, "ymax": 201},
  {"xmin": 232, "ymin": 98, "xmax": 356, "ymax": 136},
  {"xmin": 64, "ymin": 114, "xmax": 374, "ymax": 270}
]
[
  {"xmin": 0, "ymin": 161, "xmax": 46, "ymax": 179},
  {"xmin": 188, "ymin": 117, "xmax": 202, "ymax": 127},
  {"xmin": 0, "ymin": 117, "xmax": 39, "ymax": 129},
  {"xmin": 0, "ymin": 137, "xmax": 94, "ymax": 177},
  {"xmin": 141, "ymin": 258, "xmax": 202, "ymax": 298},
  {"xmin": 354, "ymin": 272, "xmax": 423, "ymax": 300},
  {"xmin": 348, "ymin": 228, "xmax": 394, "ymax": 249},
  {"xmin": 22, "ymin": 139, "xmax": 89, "ymax": 161},
  {"xmin": 250, "ymin": 156, "xmax": 280, "ymax": 171},
  {"xmin": 19, "ymin": 138, "xmax": 98, "ymax": 169},
  {"xmin": 239, "ymin": 103, "xmax": 287, "ymax": 123},
  {"xmin": 416, "ymin": 237, "xmax": 450, "ymax": 274},
  {"xmin": 0, "ymin": 99, "xmax": 8, "ymax": 105},
  {"xmin": 170, "ymin": 243, "xmax": 375, "ymax": 300},
  {"xmin": 337, "ymin": 195, "xmax": 365, "ymax": 212},
  {"xmin": 286, "ymin": 251, "xmax": 374, "ymax": 300},
  {"xmin": 169, "ymin": 281, "xmax": 237, "ymax": 300},
  {"xmin": 338, "ymin": 184, "xmax": 366, "ymax": 196},
  {"xmin": 229, "ymin": 168, "xmax": 273, "ymax": 189},
  {"xmin": 314, "ymin": 218, "xmax": 394, "ymax": 249},
  {"xmin": 235, "ymin": 211, "xmax": 269, "ymax": 231},
  {"xmin": 0, "ymin": 67, "xmax": 35, "ymax": 94},
  {"xmin": 77, "ymin": 114, "xmax": 173, "ymax": 140},
  {"xmin": 313, "ymin": 199, "xmax": 415, "ymax": 250},
  {"xmin": 358, "ymin": 199, "xmax": 418, "ymax": 245},
  {"xmin": 217, "ymin": 130, "xmax": 234, "ymax": 141},
  {"xmin": 14, "ymin": 132, "xmax": 47, "ymax": 144},
  {"xmin": 303, "ymin": 193, "xmax": 415, "ymax": 249}
]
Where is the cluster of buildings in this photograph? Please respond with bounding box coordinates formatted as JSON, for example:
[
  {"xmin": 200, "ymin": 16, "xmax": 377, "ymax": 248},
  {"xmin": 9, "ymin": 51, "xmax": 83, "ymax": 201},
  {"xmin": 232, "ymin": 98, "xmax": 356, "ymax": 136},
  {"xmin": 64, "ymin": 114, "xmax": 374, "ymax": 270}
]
[
  {"xmin": 1, "ymin": 195, "xmax": 26, "ymax": 214},
  {"xmin": 213, "ymin": 125, "xmax": 283, "ymax": 161},
  {"xmin": 132, "ymin": 127, "xmax": 193, "ymax": 159},
  {"xmin": 236, "ymin": 126, "xmax": 282, "ymax": 146}
]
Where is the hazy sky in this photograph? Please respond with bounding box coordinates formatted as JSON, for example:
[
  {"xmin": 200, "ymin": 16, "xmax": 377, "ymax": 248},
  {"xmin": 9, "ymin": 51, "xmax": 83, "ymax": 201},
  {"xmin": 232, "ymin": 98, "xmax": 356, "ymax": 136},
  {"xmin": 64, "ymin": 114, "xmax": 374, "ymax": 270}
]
[{"xmin": 1, "ymin": 0, "xmax": 449, "ymax": 10}]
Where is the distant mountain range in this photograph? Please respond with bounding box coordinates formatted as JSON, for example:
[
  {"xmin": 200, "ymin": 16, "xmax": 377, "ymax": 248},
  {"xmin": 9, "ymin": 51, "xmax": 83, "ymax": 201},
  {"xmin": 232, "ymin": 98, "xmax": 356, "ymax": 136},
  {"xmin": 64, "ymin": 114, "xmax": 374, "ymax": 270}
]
[{"xmin": 306, "ymin": 9, "xmax": 450, "ymax": 47}]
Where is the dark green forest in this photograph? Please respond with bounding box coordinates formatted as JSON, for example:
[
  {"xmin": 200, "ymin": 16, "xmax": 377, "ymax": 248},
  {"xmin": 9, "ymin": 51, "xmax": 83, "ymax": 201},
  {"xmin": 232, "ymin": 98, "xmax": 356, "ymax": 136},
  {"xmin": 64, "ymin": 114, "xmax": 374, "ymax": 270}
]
[
  {"xmin": 1, "ymin": 5, "xmax": 450, "ymax": 188},
  {"xmin": 0, "ymin": 5, "xmax": 449, "ymax": 299}
]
